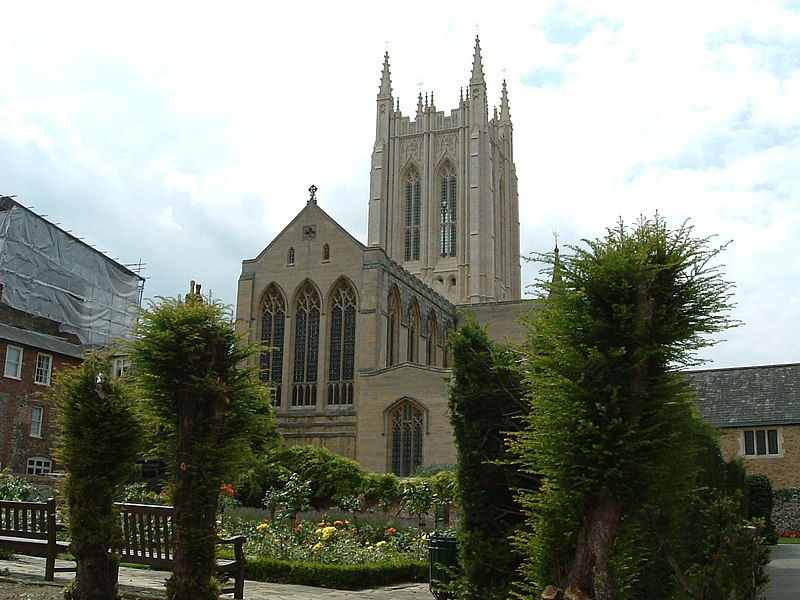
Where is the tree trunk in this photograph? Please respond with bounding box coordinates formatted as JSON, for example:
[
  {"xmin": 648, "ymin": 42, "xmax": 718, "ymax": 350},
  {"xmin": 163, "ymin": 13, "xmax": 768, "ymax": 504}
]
[
  {"xmin": 565, "ymin": 493, "xmax": 622, "ymax": 599},
  {"xmin": 70, "ymin": 549, "xmax": 117, "ymax": 600},
  {"xmin": 168, "ymin": 394, "xmax": 221, "ymax": 600}
]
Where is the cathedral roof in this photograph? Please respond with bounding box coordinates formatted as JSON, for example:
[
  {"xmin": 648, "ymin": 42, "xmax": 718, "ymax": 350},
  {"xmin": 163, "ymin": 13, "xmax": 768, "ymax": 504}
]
[{"xmin": 242, "ymin": 191, "xmax": 365, "ymax": 265}]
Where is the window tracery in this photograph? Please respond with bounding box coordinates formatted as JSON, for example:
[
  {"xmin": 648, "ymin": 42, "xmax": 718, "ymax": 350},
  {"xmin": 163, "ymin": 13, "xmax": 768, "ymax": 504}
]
[
  {"xmin": 389, "ymin": 400, "xmax": 424, "ymax": 477},
  {"xmin": 292, "ymin": 283, "xmax": 320, "ymax": 406},
  {"xmin": 328, "ymin": 280, "xmax": 356, "ymax": 405},
  {"xmin": 404, "ymin": 168, "xmax": 421, "ymax": 261},
  {"xmin": 260, "ymin": 286, "xmax": 286, "ymax": 406},
  {"xmin": 439, "ymin": 163, "xmax": 457, "ymax": 257}
]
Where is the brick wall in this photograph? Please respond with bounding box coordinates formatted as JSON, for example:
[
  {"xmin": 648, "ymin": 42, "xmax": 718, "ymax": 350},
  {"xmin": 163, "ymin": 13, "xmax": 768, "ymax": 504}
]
[
  {"xmin": 719, "ymin": 425, "xmax": 800, "ymax": 489},
  {"xmin": 0, "ymin": 341, "xmax": 80, "ymax": 474}
]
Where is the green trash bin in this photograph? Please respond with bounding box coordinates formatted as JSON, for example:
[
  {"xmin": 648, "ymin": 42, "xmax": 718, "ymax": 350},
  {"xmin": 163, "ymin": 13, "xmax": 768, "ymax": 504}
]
[{"xmin": 429, "ymin": 532, "xmax": 458, "ymax": 599}]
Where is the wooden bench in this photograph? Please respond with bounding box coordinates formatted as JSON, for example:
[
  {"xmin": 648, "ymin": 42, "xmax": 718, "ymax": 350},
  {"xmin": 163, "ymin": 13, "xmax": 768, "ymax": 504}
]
[
  {"xmin": 115, "ymin": 502, "xmax": 245, "ymax": 599},
  {"xmin": 0, "ymin": 498, "xmax": 73, "ymax": 580}
]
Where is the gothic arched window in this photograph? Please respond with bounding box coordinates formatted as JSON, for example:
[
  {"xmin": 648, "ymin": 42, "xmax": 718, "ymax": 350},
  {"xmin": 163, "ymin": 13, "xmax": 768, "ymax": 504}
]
[
  {"xmin": 426, "ymin": 311, "xmax": 438, "ymax": 367},
  {"xmin": 260, "ymin": 285, "xmax": 286, "ymax": 406},
  {"xmin": 287, "ymin": 247, "xmax": 296, "ymax": 265},
  {"xmin": 442, "ymin": 323, "xmax": 453, "ymax": 368},
  {"xmin": 292, "ymin": 282, "xmax": 320, "ymax": 406},
  {"xmin": 328, "ymin": 280, "xmax": 356, "ymax": 405},
  {"xmin": 323, "ymin": 243, "xmax": 330, "ymax": 261},
  {"xmin": 407, "ymin": 300, "xmax": 420, "ymax": 363},
  {"xmin": 389, "ymin": 400, "xmax": 424, "ymax": 477},
  {"xmin": 386, "ymin": 287, "xmax": 400, "ymax": 367},
  {"xmin": 404, "ymin": 168, "xmax": 421, "ymax": 261},
  {"xmin": 439, "ymin": 163, "xmax": 457, "ymax": 257}
]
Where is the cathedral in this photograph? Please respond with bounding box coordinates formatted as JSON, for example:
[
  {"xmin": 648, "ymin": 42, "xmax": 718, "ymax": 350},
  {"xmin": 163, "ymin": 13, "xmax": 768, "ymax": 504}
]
[{"xmin": 236, "ymin": 38, "xmax": 533, "ymax": 475}]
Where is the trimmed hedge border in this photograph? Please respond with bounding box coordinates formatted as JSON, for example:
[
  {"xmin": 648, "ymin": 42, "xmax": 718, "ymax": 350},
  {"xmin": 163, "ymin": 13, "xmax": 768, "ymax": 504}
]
[{"xmin": 244, "ymin": 557, "xmax": 428, "ymax": 589}]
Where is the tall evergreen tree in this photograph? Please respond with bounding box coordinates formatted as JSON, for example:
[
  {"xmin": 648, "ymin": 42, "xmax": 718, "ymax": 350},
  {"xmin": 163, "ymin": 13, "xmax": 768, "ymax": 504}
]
[
  {"xmin": 130, "ymin": 294, "xmax": 278, "ymax": 600},
  {"xmin": 53, "ymin": 353, "xmax": 142, "ymax": 600},
  {"xmin": 448, "ymin": 318, "xmax": 529, "ymax": 598},
  {"xmin": 514, "ymin": 216, "xmax": 736, "ymax": 598}
]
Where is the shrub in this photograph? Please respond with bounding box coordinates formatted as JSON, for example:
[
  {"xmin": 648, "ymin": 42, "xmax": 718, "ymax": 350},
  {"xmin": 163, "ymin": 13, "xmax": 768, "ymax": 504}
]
[
  {"xmin": 245, "ymin": 556, "xmax": 427, "ymax": 589},
  {"xmin": 361, "ymin": 472, "xmax": 400, "ymax": 512},
  {"xmin": 239, "ymin": 445, "xmax": 366, "ymax": 509},
  {"xmin": 748, "ymin": 474, "xmax": 778, "ymax": 544},
  {"xmin": 0, "ymin": 468, "xmax": 40, "ymax": 501}
]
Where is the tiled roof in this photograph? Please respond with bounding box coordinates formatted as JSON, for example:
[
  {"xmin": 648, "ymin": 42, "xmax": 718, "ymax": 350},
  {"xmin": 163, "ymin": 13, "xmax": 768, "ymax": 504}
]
[
  {"xmin": 683, "ymin": 363, "xmax": 800, "ymax": 428},
  {"xmin": 0, "ymin": 323, "xmax": 85, "ymax": 358}
]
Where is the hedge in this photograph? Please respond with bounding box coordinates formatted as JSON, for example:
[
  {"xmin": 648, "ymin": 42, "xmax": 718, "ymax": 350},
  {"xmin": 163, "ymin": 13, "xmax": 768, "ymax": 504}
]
[{"xmin": 244, "ymin": 556, "xmax": 428, "ymax": 589}]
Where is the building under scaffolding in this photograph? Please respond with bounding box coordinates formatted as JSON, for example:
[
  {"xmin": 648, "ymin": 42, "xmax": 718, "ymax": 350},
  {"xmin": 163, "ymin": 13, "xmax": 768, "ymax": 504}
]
[
  {"xmin": 0, "ymin": 195, "xmax": 144, "ymax": 345},
  {"xmin": 0, "ymin": 195, "xmax": 145, "ymax": 475}
]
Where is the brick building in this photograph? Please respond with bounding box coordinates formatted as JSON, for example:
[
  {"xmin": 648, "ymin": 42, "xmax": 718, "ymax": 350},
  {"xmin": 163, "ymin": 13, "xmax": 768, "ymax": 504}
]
[
  {"xmin": 0, "ymin": 195, "xmax": 143, "ymax": 475},
  {"xmin": 686, "ymin": 363, "xmax": 800, "ymax": 488}
]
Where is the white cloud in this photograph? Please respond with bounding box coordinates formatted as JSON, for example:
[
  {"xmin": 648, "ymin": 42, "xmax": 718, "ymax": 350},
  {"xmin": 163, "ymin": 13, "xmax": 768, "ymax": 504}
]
[{"xmin": 1, "ymin": 0, "xmax": 798, "ymax": 367}]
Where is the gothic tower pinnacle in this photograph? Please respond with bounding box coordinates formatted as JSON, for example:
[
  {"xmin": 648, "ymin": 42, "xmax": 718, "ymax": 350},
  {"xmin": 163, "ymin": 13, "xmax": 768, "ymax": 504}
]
[{"xmin": 367, "ymin": 39, "xmax": 521, "ymax": 304}]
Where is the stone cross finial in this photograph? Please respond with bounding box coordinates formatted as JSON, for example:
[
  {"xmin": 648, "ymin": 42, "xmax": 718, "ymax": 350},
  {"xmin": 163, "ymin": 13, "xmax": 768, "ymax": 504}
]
[{"xmin": 309, "ymin": 184, "xmax": 317, "ymax": 204}]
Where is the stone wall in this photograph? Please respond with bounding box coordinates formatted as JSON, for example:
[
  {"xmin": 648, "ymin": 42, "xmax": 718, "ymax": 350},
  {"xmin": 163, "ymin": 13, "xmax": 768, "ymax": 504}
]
[
  {"xmin": 773, "ymin": 488, "xmax": 800, "ymax": 534},
  {"xmin": 719, "ymin": 425, "xmax": 800, "ymax": 488}
]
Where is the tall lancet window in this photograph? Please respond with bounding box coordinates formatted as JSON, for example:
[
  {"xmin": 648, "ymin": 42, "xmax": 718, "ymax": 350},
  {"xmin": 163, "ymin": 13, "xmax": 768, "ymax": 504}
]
[
  {"xmin": 407, "ymin": 301, "xmax": 420, "ymax": 363},
  {"xmin": 328, "ymin": 280, "xmax": 356, "ymax": 405},
  {"xmin": 404, "ymin": 168, "xmax": 421, "ymax": 261},
  {"xmin": 426, "ymin": 311, "xmax": 438, "ymax": 367},
  {"xmin": 292, "ymin": 283, "xmax": 320, "ymax": 406},
  {"xmin": 440, "ymin": 163, "xmax": 457, "ymax": 257},
  {"xmin": 260, "ymin": 286, "xmax": 286, "ymax": 406},
  {"xmin": 386, "ymin": 288, "xmax": 400, "ymax": 367},
  {"xmin": 389, "ymin": 400, "xmax": 424, "ymax": 477}
]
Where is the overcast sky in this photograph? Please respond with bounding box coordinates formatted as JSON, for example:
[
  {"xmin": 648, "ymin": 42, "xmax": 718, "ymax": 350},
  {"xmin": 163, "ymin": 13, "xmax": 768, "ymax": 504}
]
[{"xmin": 2, "ymin": 1, "xmax": 798, "ymax": 368}]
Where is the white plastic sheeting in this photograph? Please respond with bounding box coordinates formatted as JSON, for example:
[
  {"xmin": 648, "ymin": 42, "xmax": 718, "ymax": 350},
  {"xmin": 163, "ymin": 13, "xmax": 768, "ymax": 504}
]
[{"xmin": 0, "ymin": 197, "xmax": 144, "ymax": 345}]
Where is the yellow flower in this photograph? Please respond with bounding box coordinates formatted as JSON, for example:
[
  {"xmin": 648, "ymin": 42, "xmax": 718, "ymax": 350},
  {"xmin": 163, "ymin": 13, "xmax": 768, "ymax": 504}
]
[
  {"xmin": 376, "ymin": 540, "xmax": 387, "ymax": 548},
  {"xmin": 256, "ymin": 523, "xmax": 269, "ymax": 533},
  {"xmin": 322, "ymin": 526, "xmax": 337, "ymax": 540},
  {"xmin": 312, "ymin": 542, "xmax": 323, "ymax": 552}
]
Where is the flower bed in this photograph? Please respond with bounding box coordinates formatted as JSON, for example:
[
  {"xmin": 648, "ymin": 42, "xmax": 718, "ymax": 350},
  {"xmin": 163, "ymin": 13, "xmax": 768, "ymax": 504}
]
[
  {"xmin": 222, "ymin": 515, "xmax": 431, "ymax": 564},
  {"xmin": 219, "ymin": 515, "xmax": 431, "ymax": 588}
]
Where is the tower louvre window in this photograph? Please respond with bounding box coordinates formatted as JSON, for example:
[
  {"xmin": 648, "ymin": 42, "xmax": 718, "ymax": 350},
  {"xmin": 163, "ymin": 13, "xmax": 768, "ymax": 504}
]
[
  {"xmin": 404, "ymin": 169, "xmax": 421, "ymax": 261},
  {"xmin": 292, "ymin": 283, "xmax": 320, "ymax": 407},
  {"xmin": 260, "ymin": 286, "xmax": 286, "ymax": 406},
  {"xmin": 440, "ymin": 163, "xmax": 457, "ymax": 257},
  {"xmin": 328, "ymin": 280, "xmax": 357, "ymax": 405}
]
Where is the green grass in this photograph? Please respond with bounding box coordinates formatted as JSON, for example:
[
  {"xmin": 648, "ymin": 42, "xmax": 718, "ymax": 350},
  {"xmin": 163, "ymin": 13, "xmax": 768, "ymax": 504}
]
[{"xmin": 778, "ymin": 536, "xmax": 800, "ymax": 544}]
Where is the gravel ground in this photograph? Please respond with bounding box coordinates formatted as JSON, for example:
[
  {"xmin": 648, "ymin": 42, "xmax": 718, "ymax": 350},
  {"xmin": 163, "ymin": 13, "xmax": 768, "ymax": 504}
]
[{"xmin": 0, "ymin": 580, "xmax": 64, "ymax": 600}]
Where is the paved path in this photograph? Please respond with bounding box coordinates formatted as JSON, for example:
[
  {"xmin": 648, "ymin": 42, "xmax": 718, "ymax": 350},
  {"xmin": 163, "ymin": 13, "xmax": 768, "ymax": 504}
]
[
  {"xmin": 1, "ymin": 555, "xmax": 432, "ymax": 599},
  {"xmin": 763, "ymin": 544, "xmax": 800, "ymax": 600},
  {"xmin": 5, "ymin": 546, "xmax": 797, "ymax": 598}
]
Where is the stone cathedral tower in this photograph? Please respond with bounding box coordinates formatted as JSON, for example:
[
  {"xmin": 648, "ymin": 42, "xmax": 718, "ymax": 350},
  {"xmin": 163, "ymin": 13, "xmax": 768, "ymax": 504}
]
[{"xmin": 367, "ymin": 37, "xmax": 521, "ymax": 305}]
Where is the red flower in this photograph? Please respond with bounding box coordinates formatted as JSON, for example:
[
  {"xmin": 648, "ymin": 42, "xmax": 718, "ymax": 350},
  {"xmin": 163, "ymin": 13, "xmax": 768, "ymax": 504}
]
[
  {"xmin": 219, "ymin": 483, "xmax": 235, "ymax": 498},
  {"xmin": 387, "ymin": 527, "xmax": 396, "ymax": 537}
]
